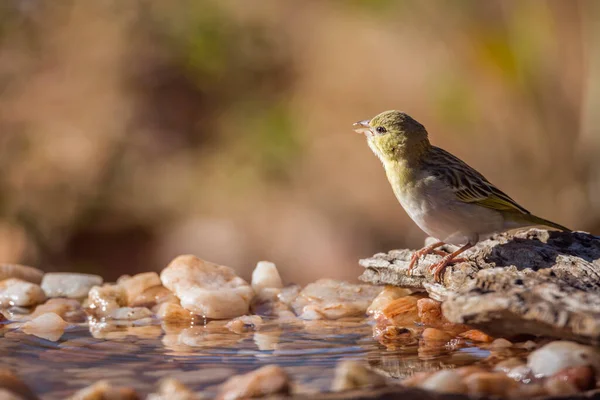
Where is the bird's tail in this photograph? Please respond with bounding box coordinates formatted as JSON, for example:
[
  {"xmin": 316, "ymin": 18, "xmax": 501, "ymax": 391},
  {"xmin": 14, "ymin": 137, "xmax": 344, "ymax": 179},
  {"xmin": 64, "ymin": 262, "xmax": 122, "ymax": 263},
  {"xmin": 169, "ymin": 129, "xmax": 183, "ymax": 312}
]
[{"xmin": 514, "ymin": 213, "xmax": 571, "ymax": 232}]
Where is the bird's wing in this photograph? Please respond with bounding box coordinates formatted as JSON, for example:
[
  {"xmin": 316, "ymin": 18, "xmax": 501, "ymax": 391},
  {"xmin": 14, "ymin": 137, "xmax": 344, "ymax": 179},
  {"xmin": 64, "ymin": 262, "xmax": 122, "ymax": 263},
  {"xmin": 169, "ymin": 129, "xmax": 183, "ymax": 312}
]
[{"xmin": 423, "ymin": 146, "xmax": 530, "ymax": 215}]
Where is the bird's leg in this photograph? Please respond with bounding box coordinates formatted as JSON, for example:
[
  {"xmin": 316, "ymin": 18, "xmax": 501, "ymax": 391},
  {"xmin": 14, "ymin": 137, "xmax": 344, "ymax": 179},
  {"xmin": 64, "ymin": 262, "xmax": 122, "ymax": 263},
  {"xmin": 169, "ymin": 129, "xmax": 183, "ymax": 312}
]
[
  {"xmin": 428, "ymin": 243, "xmax": 474, "ymax": 283},
  {"xmin": 407, "ymin": 241, "xmax": 446, "ymax": 275}
]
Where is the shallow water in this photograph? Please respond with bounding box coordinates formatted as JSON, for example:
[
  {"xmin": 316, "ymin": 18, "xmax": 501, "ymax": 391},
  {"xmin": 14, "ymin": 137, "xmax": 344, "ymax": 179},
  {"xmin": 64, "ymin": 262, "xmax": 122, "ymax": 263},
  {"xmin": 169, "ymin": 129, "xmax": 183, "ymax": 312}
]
[{"xmin": 1, "ymin": 318, "xmax": 490, "ymax": 399}]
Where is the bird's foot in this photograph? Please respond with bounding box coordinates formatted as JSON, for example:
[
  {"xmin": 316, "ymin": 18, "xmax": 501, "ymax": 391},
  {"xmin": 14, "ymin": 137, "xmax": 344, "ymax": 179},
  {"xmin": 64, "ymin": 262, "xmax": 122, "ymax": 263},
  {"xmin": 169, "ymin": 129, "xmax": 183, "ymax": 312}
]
[
  {"xmin": 407, "ymin": 242, "xmax": 447, "ymax": 276},
  {"xmin": 427, "ymin": 242, "xmax": 474, "ymax": 283}
]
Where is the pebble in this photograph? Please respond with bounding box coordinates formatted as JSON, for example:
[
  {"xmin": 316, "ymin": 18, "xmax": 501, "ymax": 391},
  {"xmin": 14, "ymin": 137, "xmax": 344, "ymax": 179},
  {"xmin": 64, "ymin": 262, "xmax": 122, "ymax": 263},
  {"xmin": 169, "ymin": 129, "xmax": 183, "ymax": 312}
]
[
  {"xmin": 22, "ymin": 312, "xmax": 68, "ymax": 341},
  {"xmin": 376, "ymin": 295, "xmax": 420, "ymax": 327},
  {"xmin": 367, "ymin": 286, "xmax": 413, "ymax": 317},
  {"xmin": 225, "ymin": 315, "xmax": 263, "ymax": 334},
  {"xmin": 32, "ymin": 298, "xmax": 86, "ymax": 323},
  {"xmin": 147, "ymin": 378, "xmax": 203, "ymax": 400},
  {"xmin": 251, "ymin": 261, "xmax": 283, "ymax": 294},
  {"xmin": 419, "ymin": 370, "xmax": 466, "ymax": 394},
  {"xmin": 491, "ymin": 338, "xmax": 513, "ymax": 349},
  {"xmin": 527, "ymin": 340, "xmax": 600, "ymax": 377},
  {"xmin": 0, "ymin": 369, "xmax": 38, "ymax": 400},
  {"xmin": 161, "ymin": 255, "xmax": 254, "ymax": 319},
  {"xmin": 459, "ymin": 329, "xmax": 493, "ymax": 343},
  {"xmin": 41, "ymin": 273, "xmax": 103, "ymax": 299},
  {"xmin": 0, "ymin": 264, "xmax": 44, "ymax": 284},
  {"xmin": 118, "ymin": 272, "xmax": 162, "ymax": 305},
  {"xmin": 87, "ymin": 284, "xmax": 127, "ymax": 317},
  {"xmin": 416, "ymin": 298, "xmax": 444, "ymax": 326},
  {"xmin": 156, "ymin": 303, "xmax": 194, "ymax": 324},
  {"xmin": 463, "ymin": 371, "xmax": 518, "ymax": 396},
  {"xmin": 292, "ymin": 279, "xmax": 382, "ymax": 320},
  {"xmin": 0, "ymin": 278, "xmax": 46, "ymax": 307},
  {"xmin": 66, "ymin": 380, "xmax": 138, "ymax": 400},
  {"xmin": 131, "ymin": 286, "xmax": 177, "ymax": 309},
  {"xmin": 108, "ymin": 307, "xmax": 153, "ymax": 321},
  {"xmin": 216, "ymin": 365, "xmax": 290, "ymax": 400},
  {"xmin": 549, "ymin": 366, "xmax": 595, "ymax": 391},
  {"xmin": 421, "ymin": 328, "xmax": 453, "ymax": 342},
  {"xmin": 330, "ymin": 361, "xmax": 386, "ymax": 391}
]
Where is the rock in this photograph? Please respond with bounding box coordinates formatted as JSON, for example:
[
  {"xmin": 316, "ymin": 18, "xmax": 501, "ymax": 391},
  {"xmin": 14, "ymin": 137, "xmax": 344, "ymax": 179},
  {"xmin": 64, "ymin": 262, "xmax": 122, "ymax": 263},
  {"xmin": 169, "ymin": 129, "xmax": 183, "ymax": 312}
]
[
  {"xmin": 87, "ymin": 284, "xmax": 127, "ymax": 317},
  {"xmin": 22, "ymin": 312, "xmax": 68, "ymax": 341},
  {"xmin": 0, "ymin": 369, "xmax": 38, "ymax": 400},
  {"xmin": 160, "ymin": 255, "xmax": 254, "ymax": 319},
  {"xmin": 330, "ymin": 361, "xmax": 386, "ymax": 392},
  {"xmin": 374, "ymin": 296, "xmax": 420, "ymax": 327},
  {"xmin": 360, "ymin": 229, "xmax": 600, "ymax": 344},
  {"xmin": 528, "ymin": 340, "xmax": 600, "ymax": 377},
  {"xmin": 418, "ymin": 370, "xmax": 466, "ymax": 394},
  {"xmin": 292, "ymin": 279, "xmax": 382, "ymax": 320},
  {"xmin": 108, "ymin": 307, "xmax": 153, "ymax": 321},
  {"xmin": 130, "ymin": 286, "xmax": 177, "ymax": 309},
  {"xmin": 156, "ymin": 303, "xmax": 194, "ymax": 324},
  {"xmin": 41, "ymin": 273, "xmax": 102, "ymax": 299},
  {"xmin": 250, "ymin": 288, "xmax": 295, "ymax": 318},
  {"xmin": 216, "ymin": 365, "xmax": 290, "ymax": 400},
  {"xmin": 147, "ymin": 378, "xmax": 203, "ymax": 400},
  {"xmin": 0, "ymin": 279, "xmax": 46, "ymax": 307},
  {"xmin": 226, "ymin": 315, "xmax": 263, "ymax": 334},
  {"xmin": 491, "ymin": 338, "xmax": 513, "ymax": 349},
  {"xmin": 251, "ymin": 261, "xmax": 283, "ymax": 294},
  {"xmin": 421, "ymin": 328, "xmax": 453, "ymax": 342},
  {"xmin": 459, "ymin": 329, "xmax": 494, "ymax": 343},
  {"xmin": 463, "ymin": 371, "xmax": 518, "ymax": 397},
  {"xmin": 550, "ymin": 366, "xmax": 595, "ymax": 391},
  {"xmin": 118, "ymin": 272, "xmax": 161, "ymax": 305},
  {"xmin": 0, "ymin": 264, "xmax": 43, "ymax": 284},
  {"xmin": 32, "ymin": 298, "xmax": 86, "ymax": 323},
  {"xmin": 66, "ymin": 381, "xmax": 138, "ymax": 400},
  {"xmin": 367, "ymin": 286, "xmax": 413, "ymax": 318}
]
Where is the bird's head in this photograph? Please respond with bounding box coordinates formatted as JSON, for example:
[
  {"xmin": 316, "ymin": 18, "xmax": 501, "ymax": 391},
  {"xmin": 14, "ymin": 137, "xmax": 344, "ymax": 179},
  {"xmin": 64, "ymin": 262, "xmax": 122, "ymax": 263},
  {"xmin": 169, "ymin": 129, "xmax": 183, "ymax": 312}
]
[{"xmin": 353, "ymin": 110, "xmax": 430, "ymax": 163}]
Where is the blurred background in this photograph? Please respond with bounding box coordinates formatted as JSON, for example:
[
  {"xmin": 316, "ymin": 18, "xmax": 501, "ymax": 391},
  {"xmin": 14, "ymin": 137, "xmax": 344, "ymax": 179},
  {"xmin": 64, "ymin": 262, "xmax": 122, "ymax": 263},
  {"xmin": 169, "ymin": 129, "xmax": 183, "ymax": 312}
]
[{"xmin": 0, "ymin": 0, "xmax": 599, "ymax": 284}]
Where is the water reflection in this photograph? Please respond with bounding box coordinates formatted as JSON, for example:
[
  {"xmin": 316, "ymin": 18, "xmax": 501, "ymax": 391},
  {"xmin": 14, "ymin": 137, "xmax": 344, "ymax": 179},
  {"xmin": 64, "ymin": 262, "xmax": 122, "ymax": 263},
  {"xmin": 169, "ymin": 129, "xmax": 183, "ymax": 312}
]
[{"xmin": 1, "ymin": 317, "xmax": 490, "ymax": 399}]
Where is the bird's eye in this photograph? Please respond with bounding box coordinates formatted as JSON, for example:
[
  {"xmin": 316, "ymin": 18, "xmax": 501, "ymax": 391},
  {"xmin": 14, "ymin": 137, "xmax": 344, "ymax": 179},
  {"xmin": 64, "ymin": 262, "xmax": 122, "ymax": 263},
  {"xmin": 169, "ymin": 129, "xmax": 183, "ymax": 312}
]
[{"xmin": 376, "ymin": 126, "xmax": 387, "ymax": 133}]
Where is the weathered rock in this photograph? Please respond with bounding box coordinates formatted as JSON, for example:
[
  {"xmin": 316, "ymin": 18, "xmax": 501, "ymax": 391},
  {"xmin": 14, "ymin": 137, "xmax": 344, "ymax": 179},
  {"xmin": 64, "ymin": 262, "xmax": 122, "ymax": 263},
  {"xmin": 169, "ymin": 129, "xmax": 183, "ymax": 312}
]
[
  {"xmin": 41, "ymin": 273, "xmax": 102, "ymax": 298},
  {"xmin": 367, "ymin": 286, "xmax": 414, "ymax": 318},
  {"xmin": 161, "ymin": 255, "xmax": 254, "ymax": 319},
  {"xmin": 0, "ymin": 264, "xmax": 43, "ymax": 284},
  {"xmin": 22, "ymin": 312, "xmax": 68, "ymax": 341},
  {"xmin": 359, "ymin": 229, "xmax": 600, "ymax": 344},
  {"xmin": 216, "ymin": 365, "xmax": 290, "ymax": 399},
  {"xmin": 156, "ymin": 302, "xmax": 194, "ymax": 324},
  {"xmin": 292, "ymin": 279, "xmax": 382, "ymax": 320},
  {"xmin": 0, "ymin": 279, "xmax": 46, "ymax": 308}
]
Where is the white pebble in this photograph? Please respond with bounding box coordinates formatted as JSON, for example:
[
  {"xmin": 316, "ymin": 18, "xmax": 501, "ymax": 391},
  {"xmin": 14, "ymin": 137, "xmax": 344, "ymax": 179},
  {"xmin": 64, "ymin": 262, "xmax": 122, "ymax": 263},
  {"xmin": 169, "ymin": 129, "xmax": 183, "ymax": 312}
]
[
  {"xmin": 251, "ymin": 261, "xmax": 283, "ymax": 294},
  {"xmin": 160, "ymin": 255, "xmax": 254, "ymax": 319},
  {"xmin": 22, "ymin": 312, "xmax": 68, "ymax": 341},
  {"xmin": 41, "ymin": 273, "xmax": 103, "ymax": 298},
  {"xmin": 0, "ymin": 278, "xmax": 46, "ymax": 307},
  {"xmin": 528, "ymin": 340, "xmax": 600, "ymax": 377},
  {"xmin": 419, "ymin": 370, "xmax": 466, "ymax": 394}
]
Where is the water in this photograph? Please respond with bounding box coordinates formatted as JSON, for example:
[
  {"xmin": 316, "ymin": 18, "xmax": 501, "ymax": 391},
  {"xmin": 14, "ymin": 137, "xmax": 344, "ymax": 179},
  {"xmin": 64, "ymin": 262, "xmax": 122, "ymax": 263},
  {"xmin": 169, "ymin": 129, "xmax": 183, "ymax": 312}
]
[{"xmin": 0, "ymin": 318, "xmax": 490, "ymax": 399}]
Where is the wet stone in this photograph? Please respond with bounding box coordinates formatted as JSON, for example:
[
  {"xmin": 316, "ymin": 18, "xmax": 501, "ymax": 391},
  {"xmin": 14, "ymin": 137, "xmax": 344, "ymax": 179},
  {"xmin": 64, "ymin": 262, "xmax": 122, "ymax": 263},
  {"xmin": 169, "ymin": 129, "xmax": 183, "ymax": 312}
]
[
  {"xmin": 216, "ymin": 365, "xmax": 290, "ymax": 400},
  {"xmin": 0, "ymin": 368, "xmax": 38, "ymax": 400},
  {"xmin": 0, "ymin": 279, "xmax": 46, "ymax": 308},
  {"xmin": 330, "ymin": 361, "xmax": 386, "ymax": 392},
  {"xmin": 292, "ymin": 279, "xmax": 382, "ymax": 320},
  {"xmin": 21, "ymin": 312, "xmax": 68, "ymax": 342},
  {"xmin": 161, "ymin": 255, "xmax": 254, "ymax": 319},
  {"xmin": 0, "ymin": 264, "xmax": 44, "ymax": 285},
  {"xmin": 41, "ymin": 273, "xmax": 103, "ymax": 299}
]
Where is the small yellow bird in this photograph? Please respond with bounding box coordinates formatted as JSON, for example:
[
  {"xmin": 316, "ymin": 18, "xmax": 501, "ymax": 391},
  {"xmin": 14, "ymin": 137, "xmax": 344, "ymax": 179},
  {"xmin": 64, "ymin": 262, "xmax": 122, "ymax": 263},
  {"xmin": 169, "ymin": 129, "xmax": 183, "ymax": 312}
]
[{"xmin": 354, "ymin": 110, "xmax": 570, "ymax": 282}]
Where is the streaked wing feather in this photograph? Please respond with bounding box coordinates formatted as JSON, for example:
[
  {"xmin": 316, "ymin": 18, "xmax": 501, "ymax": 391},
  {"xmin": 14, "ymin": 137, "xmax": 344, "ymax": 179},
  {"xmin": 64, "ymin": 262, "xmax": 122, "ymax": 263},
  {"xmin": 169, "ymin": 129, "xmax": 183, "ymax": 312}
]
[{"xmin": 423, "ymin": 147, "xmax": 530, "ymax": 214}]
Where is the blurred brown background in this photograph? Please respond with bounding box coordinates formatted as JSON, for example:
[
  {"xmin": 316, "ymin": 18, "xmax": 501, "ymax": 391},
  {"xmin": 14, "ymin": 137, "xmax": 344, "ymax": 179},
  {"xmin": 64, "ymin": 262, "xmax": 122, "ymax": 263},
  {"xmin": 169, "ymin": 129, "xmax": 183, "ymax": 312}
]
[{"xmin": 0, "ymin": 0, "xmax": 599, "ymax": 284}]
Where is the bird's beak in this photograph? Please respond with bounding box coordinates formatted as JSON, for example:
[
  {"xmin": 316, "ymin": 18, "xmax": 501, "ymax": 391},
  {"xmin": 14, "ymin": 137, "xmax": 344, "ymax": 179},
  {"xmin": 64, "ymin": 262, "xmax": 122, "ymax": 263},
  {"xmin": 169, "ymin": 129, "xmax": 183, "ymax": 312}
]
[{"xmin": 353, "ymin": 120, "xmax": 371, "ymax": 134}]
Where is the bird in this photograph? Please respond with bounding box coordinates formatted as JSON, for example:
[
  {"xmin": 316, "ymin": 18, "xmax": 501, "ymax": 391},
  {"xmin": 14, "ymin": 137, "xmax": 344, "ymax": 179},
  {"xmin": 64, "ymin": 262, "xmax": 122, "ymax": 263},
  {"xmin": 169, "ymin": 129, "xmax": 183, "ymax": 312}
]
[{"xmin": 353, "ymin": 110, "xmax": 570, "ymax": 283}]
